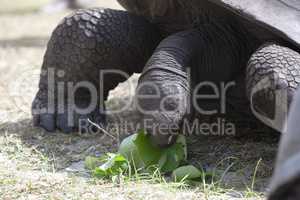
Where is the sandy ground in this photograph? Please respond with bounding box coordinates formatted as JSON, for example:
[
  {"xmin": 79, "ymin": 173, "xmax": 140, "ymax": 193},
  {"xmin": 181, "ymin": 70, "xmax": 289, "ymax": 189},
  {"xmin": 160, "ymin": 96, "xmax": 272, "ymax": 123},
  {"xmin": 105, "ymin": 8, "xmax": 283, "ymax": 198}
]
[{"xmin": 0, "ymin": 1, "xmax": 279, "ymax": 199}]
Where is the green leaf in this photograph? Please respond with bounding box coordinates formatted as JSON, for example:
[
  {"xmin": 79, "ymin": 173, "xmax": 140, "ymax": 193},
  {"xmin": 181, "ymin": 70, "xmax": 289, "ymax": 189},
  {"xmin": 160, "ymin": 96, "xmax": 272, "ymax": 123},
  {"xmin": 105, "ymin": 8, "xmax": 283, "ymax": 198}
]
[
  {"xmin": 159, "ymin": 135, "xmax": 187, "ymax": 173},
  {"xmin": 118, "ymin": 130, "xmax": 163, "ymax": 169},
  {"xmin": 172, "ymin": 165, "xmax": 203, "ymax": 182},
  {"xmin": 176, "ymin": 135, "xmax": 187, "ymax": 160},
  {"xmin": 90, "ymin": 131, "xmax": 188, "ymax": 180},
  {"xmin": 158, "ymin": 153, "xmax": 168, "ymax": 170},
  {"xmin": 160, "ymin": 143, "xmax": 184, "ymax": 172},
  {"xmin": 92, "ymin": 153, "xmax": 129, "ymax": 178},
  {"xmin": 133, "ymin": 130, "xmax": 162, "ymax": 166},
  {"xmin": 118, "ymin": 133, "xmax": 145, "ymax": 169}
]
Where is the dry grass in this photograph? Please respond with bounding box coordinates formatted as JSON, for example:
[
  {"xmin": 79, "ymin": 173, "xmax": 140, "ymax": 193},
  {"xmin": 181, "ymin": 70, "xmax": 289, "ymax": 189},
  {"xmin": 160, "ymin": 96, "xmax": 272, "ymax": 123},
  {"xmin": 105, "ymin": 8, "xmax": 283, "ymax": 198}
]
[{"xmin": 0, "ymin": 1, "xmax": 277, "ymax": 199}]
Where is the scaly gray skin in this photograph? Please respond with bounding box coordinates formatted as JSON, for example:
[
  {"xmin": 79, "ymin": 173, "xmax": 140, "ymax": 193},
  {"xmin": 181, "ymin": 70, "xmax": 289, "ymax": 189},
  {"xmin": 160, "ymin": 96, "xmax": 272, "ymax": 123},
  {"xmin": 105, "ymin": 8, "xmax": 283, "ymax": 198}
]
[
  {"xmin": 32, "ymin": 1, "xmax": 300, "ymax": 143},
  {"xmin": 32, "ymin": 8, "xmax": 160, "ymax": 132}
]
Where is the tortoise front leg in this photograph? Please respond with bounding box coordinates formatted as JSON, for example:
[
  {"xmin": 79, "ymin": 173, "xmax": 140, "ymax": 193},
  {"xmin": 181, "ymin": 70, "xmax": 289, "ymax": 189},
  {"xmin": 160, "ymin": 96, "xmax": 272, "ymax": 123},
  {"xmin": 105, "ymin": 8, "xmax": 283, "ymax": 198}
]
[
  {"xmin": 136, "ymin": 23, "xmax": 253, "ymax": 147},
  {"xmin": 135, "ymin": 30, "xmax": 199, "ymax": 147},
  {"xmin": 247, "ymin": 44, "xmax": 300, "ymax": 200},
  {"xmin": 246, "ymin": 43, "xmax": 300, "ymax": 131},
  {"xmin": 32, "ymin": 8, "xmax": 161, "ymax": 133}
]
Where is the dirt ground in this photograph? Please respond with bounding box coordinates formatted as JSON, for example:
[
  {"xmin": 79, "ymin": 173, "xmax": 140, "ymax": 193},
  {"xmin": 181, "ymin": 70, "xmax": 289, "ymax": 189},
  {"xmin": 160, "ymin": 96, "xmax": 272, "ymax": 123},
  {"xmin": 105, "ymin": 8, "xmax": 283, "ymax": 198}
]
[{"xmin": 0, "ymin": 1, "xmax": 280, "ymax": 199}]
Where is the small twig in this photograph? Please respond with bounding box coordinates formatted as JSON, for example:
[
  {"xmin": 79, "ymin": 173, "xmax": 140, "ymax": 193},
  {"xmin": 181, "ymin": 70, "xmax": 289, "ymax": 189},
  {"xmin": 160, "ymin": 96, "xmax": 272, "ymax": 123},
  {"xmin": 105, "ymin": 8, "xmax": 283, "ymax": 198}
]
[{"xmin": 87, "ymin": 119, "xmax": 117, "ymax": 140}]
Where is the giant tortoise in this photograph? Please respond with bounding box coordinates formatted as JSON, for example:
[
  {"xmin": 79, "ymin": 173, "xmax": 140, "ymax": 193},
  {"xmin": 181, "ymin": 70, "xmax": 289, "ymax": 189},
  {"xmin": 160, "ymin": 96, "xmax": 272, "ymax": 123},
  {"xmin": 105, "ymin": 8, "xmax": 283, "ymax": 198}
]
[{"xmin": 32, "ymin": 1, "xmax": 300, "ymax": 198}]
